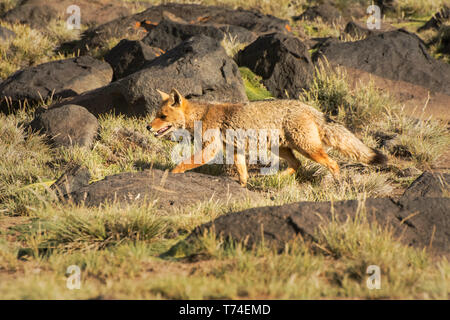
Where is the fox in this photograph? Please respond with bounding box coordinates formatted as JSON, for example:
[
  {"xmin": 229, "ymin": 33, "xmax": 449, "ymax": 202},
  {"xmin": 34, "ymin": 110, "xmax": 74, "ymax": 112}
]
[{"xmin": 147, "ymin": 88, "xmax": 387, "ymax": 187}]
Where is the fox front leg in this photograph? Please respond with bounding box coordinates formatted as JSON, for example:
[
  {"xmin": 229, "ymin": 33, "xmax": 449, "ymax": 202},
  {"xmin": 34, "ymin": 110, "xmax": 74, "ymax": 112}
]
[
  {"xmin": 234, "ymin": 152, "xmax": 248, "ymax": 187},
  {"xmin": 170, "ymin": 164, "xmax": 187, "ymax": 174},
  {"xmin": 171, "ymin": 143, "xmax": 219, "ymax": 174}
]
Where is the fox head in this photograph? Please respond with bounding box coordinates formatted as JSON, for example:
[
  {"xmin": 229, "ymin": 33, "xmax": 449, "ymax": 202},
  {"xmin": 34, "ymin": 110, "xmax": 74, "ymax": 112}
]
[{"xmin": 147, "ymin": 88, "xmax": 187, "ymax": 138}]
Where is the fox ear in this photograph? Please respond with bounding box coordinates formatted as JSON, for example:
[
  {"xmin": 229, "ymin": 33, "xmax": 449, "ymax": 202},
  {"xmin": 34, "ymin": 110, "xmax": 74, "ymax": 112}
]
[
  {"xmin": 156, "ymin": 89, "xmax": 170, "ymax": 101},
  {"xmin": 169, "ymin": 88, "xmax": 183, "ymax": 107}
]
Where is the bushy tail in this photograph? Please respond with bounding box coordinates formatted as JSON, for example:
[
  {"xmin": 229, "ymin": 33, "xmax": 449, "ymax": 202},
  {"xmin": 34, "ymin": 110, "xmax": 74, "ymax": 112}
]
[{"xmin": 321, "ymin": 121, "xmax": 387, "ymax": 165}]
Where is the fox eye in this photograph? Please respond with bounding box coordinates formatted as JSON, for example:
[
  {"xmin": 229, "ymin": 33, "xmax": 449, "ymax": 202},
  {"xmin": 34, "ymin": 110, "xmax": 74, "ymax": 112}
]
[{"xmin": 160, "ymin": 115, "xmax": 167, "ymax": 120}]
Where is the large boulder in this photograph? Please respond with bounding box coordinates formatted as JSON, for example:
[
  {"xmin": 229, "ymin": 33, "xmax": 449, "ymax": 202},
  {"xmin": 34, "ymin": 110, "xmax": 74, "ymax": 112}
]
[
  {"xmin": 1, "ymin": 0, "xmax": 56, "ymax": 29},
  {"xmin": 1, "ymin": 0, "xmax": 132, "ymax": 29},
  {"xmin": 104, "ymin": 39, "xmax": 163, "ymax": 80},
  {"xmin": 187, "ymin": 197, "xmax": 450, "ymax": 255},
  {"xmin": 60, "ymin": 3, "xmax": 289, "ymax": 54},
  {"xmin": 374, "ymin": 0, "xmax": 398, "ymax": 14},
  {"xmin": 67, "ymin": 168, "xmax": 262, "ymax": 210},
  {"xmin": 402, "ymin": 171, "xmax": 450, "ymax": 199},
  {"xmin": 237, "ymin": 32, "xmax": 314, "ymax": 99},
  {"xmin": 293, "ymin": 2, "xmax": 342, "ymax": 23},
  {"xmin": 141, "ymin": 16, "xmax": 257, "ymax": 52},
  {"xmin": 0, "ymin": 56, "xmax": 113, "ymax": 112},
  {"xmin": 30, "ymin": 104, "xmax": 99, "ymax": 148},
  {"xmin": 436, "ymin": 25, "xmax": 450, "ymax": 56},
  {"xmin": 51, "ymin": 35, "xmax": 248, "ymax": 116},
  {"xmin": 0, "ymin": 25, "xmax": 15, "ymax": 41},
  {"xmin": 315, "ymin": 29, "xmax": 450, "ymax": 95},
  {"xmin": 342, "ymin": 20, "xmax": 395, "ymax": 38}
]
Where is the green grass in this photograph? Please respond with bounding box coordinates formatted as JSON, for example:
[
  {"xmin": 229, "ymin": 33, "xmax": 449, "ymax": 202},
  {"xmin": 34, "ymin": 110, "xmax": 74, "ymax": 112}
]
[
  {"xmin": 297, "ymin": 18, "xmax": 343, "ymax": 38},
  {"xmin": 36, "ymin": 206, "xmax": 165, "ymax": 252},
  {"xmin": 239, "ymin": 67, "xmax": 274, "ymax": 101},
  {"xmin": 166, "ymin": 204, "xmax": 449, "ymax": 299},
  {"xmin": 2, "ymin": 199, "xmax": 447, "ymax": 299},
  {"xmin": 0, "ymin": 20, "xmax": 84, "ymax": 79}
]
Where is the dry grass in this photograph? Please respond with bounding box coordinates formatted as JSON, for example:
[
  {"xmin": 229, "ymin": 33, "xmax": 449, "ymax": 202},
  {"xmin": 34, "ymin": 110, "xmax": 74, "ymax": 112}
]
[
  {"xmin": 1, "ymin": 197, "xmax": 448, "ymax": 299},
  {"xmin": 300, "ymin": 62, "xmax": 450, "ymax": 167},
  {"xmin": 0, "ymin": 20, "xmax": 83, "ymax": 79},
  {"xmin": 297, "ymin": 17, "xmax": 343, "ymax": 38},
  {"xmin": 395, "ymin": 0, "xmax": 447, "ymax": 18}
]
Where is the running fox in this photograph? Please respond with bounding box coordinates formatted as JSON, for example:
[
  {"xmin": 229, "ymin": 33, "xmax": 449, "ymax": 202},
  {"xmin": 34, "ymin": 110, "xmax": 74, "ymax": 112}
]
[{"xmin": 147, "ymin": 89, "xmax": 387, "ymax": 186}]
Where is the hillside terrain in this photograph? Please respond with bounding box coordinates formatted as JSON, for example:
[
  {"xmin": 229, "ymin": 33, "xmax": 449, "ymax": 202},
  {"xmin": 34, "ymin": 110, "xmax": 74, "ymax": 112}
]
[{"xmin": 0, "ymin": 0, "xmax": 449, "ymax": 299}]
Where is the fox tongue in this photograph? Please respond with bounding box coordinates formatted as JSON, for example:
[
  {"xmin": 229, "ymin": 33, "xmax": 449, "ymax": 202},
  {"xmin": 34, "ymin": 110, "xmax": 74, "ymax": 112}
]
[{"xmin": 156, "ymin": 126, "xmax": 170, "ymax": 135}]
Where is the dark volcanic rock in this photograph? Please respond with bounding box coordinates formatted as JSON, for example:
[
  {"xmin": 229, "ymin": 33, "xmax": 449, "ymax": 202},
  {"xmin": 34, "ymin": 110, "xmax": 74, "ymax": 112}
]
[
  {"xmin": 436, "ymin": 25, "xmax": 450, "ymax": 56},
  {"xmin": 61, "ymin": 3, "xmax": 289, "ymax": 54},
  {"xmin": 315, "ymin": 29, "xmax": 450, "ymax": 95},
  {"xmin": 142, "ymin": 17, "xmax": 257, "ymax": 52},
  {"xmin": 188, "ymin": 197, "xmax": 450, "ymax": 255},
  {"xmin": 293, "ymin": 2, "xmax": 341, "ymax": 23},
  {"xmin": 68, "ymin": 168, "xmax": 261, "ymax": 210},
  {"xmin": 1, "ymin": 0, "xmax": 57, "ymax": 29},
  {"xmin": 0, "ymin": 56, "xmax": 113, "ymax": 111},
  {"xmin": 237, "ymin": 32, "xmax": 313, "ymax": 98},
  {"xmin": 402, "ymin": 171, "xmax": 450, "ymax": 199},
  {"xmin": 0, "ymin": 25, "xmax": 15, "ymax": 41},
  {"xmin": 104, "ymin": 39, "xmax": 163, "ymax": 80},
  {"xmin": 374, "ymin": 0, "xmax": 398, "ymax": 14},
  {"xmin": 394, "ymin": 197, "xmax": 449, "ymax": 252},
  {"xmin": 342, "ymin": 21, "xmax": 395, "ymax": 38},
  {"xmin": 30, "ymin": 104, "xmax": 99, "ymax": 148},
  {"xmin": 1, "ymin": 0, "xmax": 132, "ymax": 29},
  {"xmin": 51, "ymin": 35, "xmax": 248, "ymax": 116}
]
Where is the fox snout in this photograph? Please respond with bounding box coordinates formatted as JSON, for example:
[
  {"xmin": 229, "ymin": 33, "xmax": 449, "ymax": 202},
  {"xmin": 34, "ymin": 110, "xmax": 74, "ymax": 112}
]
[{"xmin": 147, "ymin": 119, "xmax": 174, "ymax": 138}]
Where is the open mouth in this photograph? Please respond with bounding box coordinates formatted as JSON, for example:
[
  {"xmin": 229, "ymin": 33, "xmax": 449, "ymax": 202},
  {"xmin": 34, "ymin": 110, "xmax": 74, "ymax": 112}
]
[{"xmin": 154, "ymin": 125, "xmax": 172, "ymax": 137}]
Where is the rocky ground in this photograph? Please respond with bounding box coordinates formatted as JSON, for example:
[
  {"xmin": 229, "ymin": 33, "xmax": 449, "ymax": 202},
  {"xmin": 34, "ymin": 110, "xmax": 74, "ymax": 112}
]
[{"xmin": 0, "ymin": 0, "xmax": 449, "ymax": 299}]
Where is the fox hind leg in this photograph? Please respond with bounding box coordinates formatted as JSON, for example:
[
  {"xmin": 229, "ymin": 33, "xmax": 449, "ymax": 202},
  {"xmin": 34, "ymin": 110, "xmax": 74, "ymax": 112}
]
[
  {"xmin": 278, "ymin": 147, "xmax": 301, "ymax": 175},
  {"xmin": 302, "ymin": 148, "xmax": 340, "ymax": 179},
  {"xmin": 286, "ymin": 119, "xmax": 340, "ymax": 179}
]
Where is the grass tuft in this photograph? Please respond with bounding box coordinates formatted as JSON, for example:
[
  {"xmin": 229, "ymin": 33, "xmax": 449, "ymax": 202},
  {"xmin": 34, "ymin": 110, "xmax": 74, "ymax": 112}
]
[
  {"xmin": 37, "ymin": 204, "xmax": 166, "ymax": 252},
  {"xmin": 239, "ymin": 67, "xmax": 274, "ymax": 101}
]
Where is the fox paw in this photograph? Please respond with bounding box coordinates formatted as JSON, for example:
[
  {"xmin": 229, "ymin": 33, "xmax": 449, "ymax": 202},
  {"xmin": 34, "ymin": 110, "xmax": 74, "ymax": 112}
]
[
  {"xmin": 280, "ymin": 168, "xmax": 297, "ymax": 176},
  {"xmin": 238, "ymin": 179, "xmax": 248, "ymax": 187},
  {"xmin": 171, "ymin": 167, "xmax": 185, "ymax": 174}
]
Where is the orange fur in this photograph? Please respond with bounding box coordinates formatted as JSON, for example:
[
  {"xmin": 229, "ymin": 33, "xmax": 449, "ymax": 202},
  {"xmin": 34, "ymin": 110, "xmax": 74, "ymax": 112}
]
[{"xmin": 148, "ymin": 89, "xmax": 387, "ymax": 186}]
